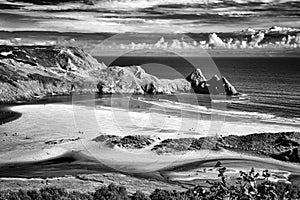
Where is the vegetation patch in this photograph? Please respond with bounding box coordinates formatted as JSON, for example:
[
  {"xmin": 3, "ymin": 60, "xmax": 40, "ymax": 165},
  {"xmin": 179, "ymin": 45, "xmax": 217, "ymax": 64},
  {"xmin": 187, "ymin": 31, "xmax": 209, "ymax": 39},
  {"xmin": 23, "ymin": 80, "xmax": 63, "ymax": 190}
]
[
  {"xmin": 1, "ymin": 163, "xmax": 300, "ymax": 200},
  {"xmin": 151, "ymin": 132, "xmax": 300, "ymax": 163},
  {"xmin": 220, "ymin": 132, "xmax": 300, "ymax": 162},
  {"xmin": 92, "ymin": 134, "xmax": 154, "ymax": 149}
]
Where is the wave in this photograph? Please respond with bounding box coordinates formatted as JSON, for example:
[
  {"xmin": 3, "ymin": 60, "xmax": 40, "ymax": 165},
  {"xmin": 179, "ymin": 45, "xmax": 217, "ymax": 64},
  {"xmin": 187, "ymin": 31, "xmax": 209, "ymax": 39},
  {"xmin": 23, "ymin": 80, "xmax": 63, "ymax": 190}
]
[
  {"xmin": 230, "ymin": 101, "xmax": 300, "ymax": 112},
  {"xmin": 136, "ymin": 97, "xmax": 278, "ymax": 120},
  {"xmin": 211, "ymin": 94, "xmax": 249, "ymax": 103},
  {"xmin": 135, "ymin": 96, "xmax": 300, "ymax": 126}
]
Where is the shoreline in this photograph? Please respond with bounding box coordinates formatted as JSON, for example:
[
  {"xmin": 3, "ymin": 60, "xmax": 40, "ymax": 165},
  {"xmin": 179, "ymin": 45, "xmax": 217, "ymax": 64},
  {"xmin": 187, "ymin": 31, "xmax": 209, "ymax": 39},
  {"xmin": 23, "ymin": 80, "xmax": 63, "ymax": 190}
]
[
  {"xmin": 0, "ymin": 149, "xmax": 299, "ymax": 188},
  {"xmin": 1, "ymin": 95, "xmax": 299, "ymax": 187},
  {"xmin": 2, "ymin": 93, "xmax": 300, "ymax": 127},
  {"xmin": 0, "ymin": 94, "xmax": 87, "ymax": 125},
  {"xmin": 0, "ymin": 102, "xmax": 299, "ymax": 195}
]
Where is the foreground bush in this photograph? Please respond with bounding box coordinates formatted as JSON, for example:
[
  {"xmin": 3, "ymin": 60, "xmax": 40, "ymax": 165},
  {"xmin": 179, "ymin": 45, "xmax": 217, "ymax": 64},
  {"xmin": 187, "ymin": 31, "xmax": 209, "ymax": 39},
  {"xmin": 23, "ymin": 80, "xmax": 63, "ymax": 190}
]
[
  {"xmin": 1, "ymin": 165, "xmax": 300, "ymax": 200},
  {"xmin": 93, "ymin": 184, "xmax": 129, "ymax": 200}
]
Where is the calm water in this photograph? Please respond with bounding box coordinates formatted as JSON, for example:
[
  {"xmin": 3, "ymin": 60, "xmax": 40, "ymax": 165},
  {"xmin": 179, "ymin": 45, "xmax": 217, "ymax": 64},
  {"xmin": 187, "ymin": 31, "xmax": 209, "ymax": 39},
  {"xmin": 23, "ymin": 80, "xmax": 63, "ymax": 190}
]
[{"xmin": 97, "ymin": 56, "xmax": 300, "ymax": 119}]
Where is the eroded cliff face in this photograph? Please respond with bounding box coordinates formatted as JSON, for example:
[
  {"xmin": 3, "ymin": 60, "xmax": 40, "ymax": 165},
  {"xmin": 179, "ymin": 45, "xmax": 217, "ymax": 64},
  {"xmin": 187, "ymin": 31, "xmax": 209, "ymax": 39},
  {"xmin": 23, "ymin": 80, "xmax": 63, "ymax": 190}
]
[
  {"xmin": 0, "ymin": 45, "xmax": 106, "ymax": 102},
  {"xmin": 95, "ymin": 66, "xmax": 238, "ymax": 96},
  {"xmin": 0, "ymin": 45, "xmax": 238, "ymax": 103},
  {"xmin": 96, "ymin": 65, "xmax": 191, "ymax": 94}
]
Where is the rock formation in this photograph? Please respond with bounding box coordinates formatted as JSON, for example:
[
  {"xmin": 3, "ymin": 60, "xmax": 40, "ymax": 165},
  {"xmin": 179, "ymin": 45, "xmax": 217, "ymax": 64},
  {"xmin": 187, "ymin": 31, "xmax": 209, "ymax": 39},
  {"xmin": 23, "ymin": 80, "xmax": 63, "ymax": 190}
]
[
  {"xmin": 186, "ymin": 69, "xmax": 239, "ymax": 95},
  {"xmin": 0, "ymin": 45, "xmax": 106, "ymax": 102},
  {"xmin": 0, "ymin": 45, "xmax": 238, "ymax": 103},
  {"xmin": 92, "ymin": 134, "xmax": 154, "ymax": 149},
  {"xmin": 96, "ymin": 65, "xmax": 191, "ymax": 94}
]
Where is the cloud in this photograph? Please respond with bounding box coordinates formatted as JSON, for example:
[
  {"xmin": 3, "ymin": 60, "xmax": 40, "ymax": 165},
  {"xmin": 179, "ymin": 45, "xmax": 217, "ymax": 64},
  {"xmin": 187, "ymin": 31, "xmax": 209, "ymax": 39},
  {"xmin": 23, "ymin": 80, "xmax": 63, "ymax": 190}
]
[
  {"xmin": 94, "ymin": 29, "xmax": 300, "ymax": 51},
  {"xmin": 0, "ymin": 0, "xmax": 300, "ymax": 33},
  {"xmin": 5, "ymin": 0, "xmax": 95, "ymax": 5}
]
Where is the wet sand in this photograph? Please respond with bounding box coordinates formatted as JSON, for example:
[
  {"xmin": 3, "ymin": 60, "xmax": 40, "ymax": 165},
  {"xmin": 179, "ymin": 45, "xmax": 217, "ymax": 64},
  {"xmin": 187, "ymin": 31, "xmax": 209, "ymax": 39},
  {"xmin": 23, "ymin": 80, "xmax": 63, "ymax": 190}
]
[
  {"xmin": 0, "ymin": 97, "xmax": 299, "ymax": 190},
  {"xmin": 0, "ymin": 95, "xmax": 75, "ymax": 125},
  {"xmin": 1, "ymin": 150, "xmax": 300, "ymax": 188},
  {"xmin": 0, "ymin": 151, "xmax": 117, "ymax": 178},
  {"xmin": 0, "ymin": 106, "xmax": 21, "ymax": 125}
]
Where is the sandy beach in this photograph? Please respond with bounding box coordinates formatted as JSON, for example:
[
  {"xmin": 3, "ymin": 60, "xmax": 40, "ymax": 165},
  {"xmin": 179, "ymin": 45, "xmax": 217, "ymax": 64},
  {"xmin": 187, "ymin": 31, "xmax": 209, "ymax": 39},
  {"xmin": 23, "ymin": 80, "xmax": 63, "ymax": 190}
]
[{"xmin": 0, "ymin": 101, "xmax": 299, "ymax": 179}]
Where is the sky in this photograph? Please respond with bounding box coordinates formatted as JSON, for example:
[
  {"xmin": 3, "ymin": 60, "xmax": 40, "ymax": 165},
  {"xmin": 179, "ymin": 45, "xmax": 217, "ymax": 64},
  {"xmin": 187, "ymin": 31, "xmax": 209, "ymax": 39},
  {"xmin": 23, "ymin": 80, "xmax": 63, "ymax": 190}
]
[{"xmin": 0, "ymin": 0, "xmax": 300, "ymax": 33}]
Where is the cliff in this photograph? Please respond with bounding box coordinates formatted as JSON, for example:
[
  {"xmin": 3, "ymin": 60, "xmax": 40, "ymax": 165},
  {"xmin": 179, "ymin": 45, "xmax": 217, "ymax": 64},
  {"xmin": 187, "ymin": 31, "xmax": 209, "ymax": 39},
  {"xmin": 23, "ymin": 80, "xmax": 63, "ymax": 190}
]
[
  {"xmin": 0, "ymin": 45, "xmax": 106, "ymax": 102},
  {"xmin": 0, "ymin": 45, "xmax": 238, "ymax": 103}
]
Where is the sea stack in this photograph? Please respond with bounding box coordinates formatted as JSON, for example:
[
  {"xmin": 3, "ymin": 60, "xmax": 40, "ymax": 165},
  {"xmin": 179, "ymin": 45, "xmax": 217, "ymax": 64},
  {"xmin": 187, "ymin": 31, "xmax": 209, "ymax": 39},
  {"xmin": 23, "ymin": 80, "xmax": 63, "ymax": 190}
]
[
  {"xmin": 186, "ymin": 69, "xmax": 238, "ymax": 96},
  {"xmin": 0, "ymin": 46, "xmax": 239, "ymax": 103}
]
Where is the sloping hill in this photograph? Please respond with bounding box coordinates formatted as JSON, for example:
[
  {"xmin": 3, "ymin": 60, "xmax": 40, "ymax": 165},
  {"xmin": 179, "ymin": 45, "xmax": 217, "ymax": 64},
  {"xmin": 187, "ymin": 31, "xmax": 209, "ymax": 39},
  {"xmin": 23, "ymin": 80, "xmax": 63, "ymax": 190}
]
[{"xmin": 0, "ymin": 45, "xmax": 238, "ymax": 103}]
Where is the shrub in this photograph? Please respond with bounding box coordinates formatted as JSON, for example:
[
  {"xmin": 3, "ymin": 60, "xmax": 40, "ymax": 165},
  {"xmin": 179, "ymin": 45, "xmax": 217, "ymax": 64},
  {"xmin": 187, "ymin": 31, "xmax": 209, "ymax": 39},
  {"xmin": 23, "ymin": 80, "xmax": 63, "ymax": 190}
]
[
  {"xmin": 68, "ymin": 191, "xmax": 93, "ymax": 200},
  {"xmin": 39, "ymin": 187, "xmax": 68, "ymax": 200},
  {"xmin": 93, "ymin": 183, "xmax": 129, "ymax": 200},
  {"xmin": 26, "ymin": 189, "xmax": 42, "ymax": 200},
  {"xmin": 1, "ymin": 164, "xmax": 300, "ymax": 200},
  {"xmin": 130, "ymin": 191, "xmax": 150, "ymax": 200}
]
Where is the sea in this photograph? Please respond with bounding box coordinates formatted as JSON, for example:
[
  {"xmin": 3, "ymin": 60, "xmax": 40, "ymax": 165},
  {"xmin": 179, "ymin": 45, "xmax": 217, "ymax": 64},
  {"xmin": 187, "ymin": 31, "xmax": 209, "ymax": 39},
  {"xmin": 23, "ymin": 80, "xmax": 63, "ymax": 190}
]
[
  {"xmin": 96, "ymin": 56, "xmax": 300, "ymax": 124},
  {"xmin": 1, "ymin": 56, "xmax": 299, "ymax": 132},
  {"xmin": 0, "ymin": 55, "xmax": 299, "ymax": 177}
]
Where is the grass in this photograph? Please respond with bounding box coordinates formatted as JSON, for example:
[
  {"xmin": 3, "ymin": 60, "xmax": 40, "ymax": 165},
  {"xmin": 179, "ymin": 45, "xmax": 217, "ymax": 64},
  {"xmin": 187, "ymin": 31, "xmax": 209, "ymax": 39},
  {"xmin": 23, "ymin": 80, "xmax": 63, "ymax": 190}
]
[{"xmin": 1, "ymin": 162, "xmax": 300, "ymax": 200}]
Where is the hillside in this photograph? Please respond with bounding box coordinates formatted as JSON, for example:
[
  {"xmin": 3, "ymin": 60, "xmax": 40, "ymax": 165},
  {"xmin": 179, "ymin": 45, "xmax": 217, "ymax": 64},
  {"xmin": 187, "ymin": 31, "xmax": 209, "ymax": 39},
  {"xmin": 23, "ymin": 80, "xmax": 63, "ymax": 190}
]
[
  {"xmin": 0, "ymin": 45, "xmax": 238, "ymax": 103},
  {"xmin": 0, "ymin": 45, "xmax": 105, "ymax": 102}
]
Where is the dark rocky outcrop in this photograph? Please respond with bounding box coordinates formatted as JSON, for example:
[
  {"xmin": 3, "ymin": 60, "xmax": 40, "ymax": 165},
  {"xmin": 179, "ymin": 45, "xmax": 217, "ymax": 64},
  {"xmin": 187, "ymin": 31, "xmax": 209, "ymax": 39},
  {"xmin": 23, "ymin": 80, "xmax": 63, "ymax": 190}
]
[
  {"xmin": 222, "ymin": 77, "xmax": 238, "ymax": 95},
  {"xmin": 96, "ymin": 66, "xmax": 238, "ymax": 95},
  {"xmin": 92, "ymin": 131, "xmax": 300, "ymax": 163},
  {"xmin": 92, "ymin": 134, "xmax": 154, "ymax": 149},
  {"xmin": 150, "ymin": 132, "xmax": 300, "ymax": 163},
  {"xmin": 151, "ymin": 137, "xmax": 221, "ymax": 154},
  {"xmin": 219, "ymin": 132, "xmax": 300, "ymax": 157},
  {"xmin": 96, "ymin": 65, "xmax": 191, "ymax": 94},
  {"xmin": 0, "ymin": 45, "xmax": 106, "ymax": 102},
  {"xmin": 186, "ymin": 69, "xmax": 239, "ymax": 95},
  {"xmin": 45, "ymin": 137, "xmax": 80, "ymax": 145},
  {"xmin": 0, "ymin": 45, "xmax": 238, "ymax": 103}
]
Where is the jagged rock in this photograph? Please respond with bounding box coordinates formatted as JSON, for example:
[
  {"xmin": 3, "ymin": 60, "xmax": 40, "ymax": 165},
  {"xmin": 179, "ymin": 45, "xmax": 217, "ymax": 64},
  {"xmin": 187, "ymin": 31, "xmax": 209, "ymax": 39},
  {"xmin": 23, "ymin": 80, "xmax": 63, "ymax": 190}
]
[
  {"xmin": 206, "ymin": 75, "xmax": 224, "ymax": 94},
  {"xmin": 92, "ymin": 134, "xmax": 154, "ymax": 149},
  {"xmin": 186, "ymin": 69, "xmax": 238, "ymax": 95},
  {"xmin": 0, "ymin": 45, "xmax": 106, "ymax": 102},
  {"xmin": 186, "ymin": 68, "xmax": 207, "ymax": 84},
  {"xmin": 0, "ymin": 45, "xmax": 239, "ymax": 102},
  {"xmin": 96, "ymin": 65, "xmax": 191, "ymax": 95},
  {"xmin": 150, "ymin": 132, "xmax": 300, "ymax": 163},
  {"xmin": 0, "ymin": 46, "xmax": 105, "ymax": 71},
  {"xmin": 222, "ymin": 77, "xmax": 238, "ymax": 95}
]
